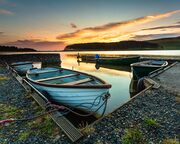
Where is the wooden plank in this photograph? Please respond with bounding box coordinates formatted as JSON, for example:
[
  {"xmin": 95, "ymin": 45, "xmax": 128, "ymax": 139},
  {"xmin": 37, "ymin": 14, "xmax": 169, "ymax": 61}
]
[
  {"xmin": 63, "ymin": 78, "xmax": 93, "ymax": 85},
  {"xmin": 144, "ymin": 78, "xmax": 160, "ymax": 89},
  {"xmin": 35, "ymin": 73, "xmax": 79, "ymax": 82},
  {"xmin": 23, "ymin": 80, "xmax": 83, "ymax": 142},
  {"xmin": 11, "ymin": 62, "xmax": 32, "ymax": 66},
  {"xmin": 50, "ymin": 112, "xmax": 83, "ymax": 142},
  {"xmin": 8, "ymin": 68, "xmax": 83, "ymax": 142},
  {"xmin": 28, "ymin": 69, "xmax": 61, "ymax": 75}
]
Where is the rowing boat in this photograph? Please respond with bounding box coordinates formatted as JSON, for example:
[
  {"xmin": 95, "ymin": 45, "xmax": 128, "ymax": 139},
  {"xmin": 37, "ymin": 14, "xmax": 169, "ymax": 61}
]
[
  {"xmin": 10, "ymin": 61, "xmax": 42, "ymax": 75},
  {"xmin": 97, "ymin": 56, "xmax": 140, "ymax": 65},
  {"xmin": 26, "ymin": 67, "xmax": 111, "ymax": 117},
  {"xmin": 80, "ymin": 55, "xmax": 140, "ymax": 65},
  {"xmin": 131, "ymin": 60, "xmax": 168, "ymax": 80}
]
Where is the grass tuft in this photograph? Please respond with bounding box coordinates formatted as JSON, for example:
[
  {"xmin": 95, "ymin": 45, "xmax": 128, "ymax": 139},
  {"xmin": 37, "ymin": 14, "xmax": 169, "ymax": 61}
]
[
  {"xmin": 144, "ymin": 117, "xmax": 160, "ymax": 128},
  {"xmin": 122, "ymin": 128, "xmax": 144, "ymax": 144},
  {"xmin": 162, "ymin": 138, "xmax": 180, "ymax": 144},
  {"xmin": 0, "ymin": 76, "xmax": 9, "ymax": 81},
  {"xmin": 19, "ymin": 131, "xmax": 31, "ymax": 141},
  {"xmin": 0, "ymin": 104, "xmax": 21, "ymax": 119},
  {"xmin": 79, "ymin": 121, "xmax": 95, "ymax": 135}
]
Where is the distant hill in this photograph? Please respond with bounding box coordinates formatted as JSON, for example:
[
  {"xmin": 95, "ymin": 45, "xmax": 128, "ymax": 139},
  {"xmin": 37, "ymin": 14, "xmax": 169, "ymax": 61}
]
[
  {"xmin": 148, "ymin": 36, "xmax": 180, "ymax": 50},
  {"xmin": 0, "ymin": 45, "xmax": 37, "ymax": 52},
  {"xmin": 64, "ymin": 40, "xmax": 160, "ymax": 51}
]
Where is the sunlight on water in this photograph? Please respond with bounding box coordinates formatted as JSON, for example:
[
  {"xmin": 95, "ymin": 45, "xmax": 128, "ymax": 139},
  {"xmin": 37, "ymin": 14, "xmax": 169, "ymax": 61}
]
[
  {"xmin": 2, "ymin": 50, "xmax": 179, "ymax": 114},
  {"xmin": 62, "ymin": 50, "xmax": 180, "ymax": 56},
  {"xmin": 1, "ymin": 50, "xmax": 180, "ymax": 56},
  {"xmin": 60, "ymin": 53, "xmax": 131, "ymax": 114}
]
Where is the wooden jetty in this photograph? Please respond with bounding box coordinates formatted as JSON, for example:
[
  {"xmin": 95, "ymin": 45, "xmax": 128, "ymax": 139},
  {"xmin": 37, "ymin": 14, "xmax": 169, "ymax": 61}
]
[{"xmin": 6, "ymin": 64, "xmax": 83, "ymax": 142}]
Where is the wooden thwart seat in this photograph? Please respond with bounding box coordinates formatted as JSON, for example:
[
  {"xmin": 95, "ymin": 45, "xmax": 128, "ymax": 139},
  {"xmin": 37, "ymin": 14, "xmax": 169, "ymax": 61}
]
[
  {"xmin": 63, "ymin": 78, "xmax": 93, "ymax": 85},
  {"xmin": 29, "ymin": 69, "xmax": 61, "ymax": 75},
  {"xmin": 35, "ymin": 73, "xmax": 79, "ymax": 82},
  {"xmin": 11, "ymin": 62, "xmax": 32, "ymax": 66}
]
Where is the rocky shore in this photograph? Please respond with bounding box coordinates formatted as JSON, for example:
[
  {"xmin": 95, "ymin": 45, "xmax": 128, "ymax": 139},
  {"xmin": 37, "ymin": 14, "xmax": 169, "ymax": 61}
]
[
  {"xmin": 80, "ymin": 88, "xmax": 179, "ymax": 144},
  {"xmin": 0, "ymin": 53, "xmax": 61, "ymax": 66},
  {"xmin": 0, "ymin": 61, "xmax": 179, "ymax": 144},
  {"xmin": 0, "ymin": 64, "xmax": 71, "ymax": 144}
]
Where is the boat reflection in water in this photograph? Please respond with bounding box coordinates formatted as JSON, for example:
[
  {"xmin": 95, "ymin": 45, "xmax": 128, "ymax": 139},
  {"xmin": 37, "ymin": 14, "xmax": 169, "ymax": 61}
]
[
  {"xmin": 129, "ymin": 78, "xmax": 139, "ymax": 97},
  {"xmin": 129, "ymin": 60, "xmax": 169, "ymax": 97},
  {"xmin": 61, "ymin": 53, "xmax": 132, "ymax": 115},
  {"xmin": 95, "ymin": 63, "xmax": 131, "ymax": 72},
  {"xmin": 78, "ymin": 54, "xmax": 140, "ymax": 66}
]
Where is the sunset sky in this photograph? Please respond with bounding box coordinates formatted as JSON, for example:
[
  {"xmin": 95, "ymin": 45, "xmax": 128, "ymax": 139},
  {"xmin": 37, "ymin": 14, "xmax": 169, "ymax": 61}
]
[{"xmin": 0, "ymin": 0, "xmax": 180, "ymax": 51}]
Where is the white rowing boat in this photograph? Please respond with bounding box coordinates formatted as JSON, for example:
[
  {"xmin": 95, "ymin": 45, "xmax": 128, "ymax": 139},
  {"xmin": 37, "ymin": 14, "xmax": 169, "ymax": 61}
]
[{"xmin": 26, "ymin": 67, "xmax": 111, "ymax": 117}]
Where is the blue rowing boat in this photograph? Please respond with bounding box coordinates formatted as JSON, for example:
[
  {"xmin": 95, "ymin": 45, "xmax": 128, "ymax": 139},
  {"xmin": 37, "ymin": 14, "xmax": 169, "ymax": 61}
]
[
  {"xmin": 10, "ymin": 61, "xmax": 42, "ymax": 75},
  {"xmin": 26, "ymin": 67, "xmax": 111, "ymax": 117},
  {"xmin": 131, "ymin": 60, "xmax": 168, "ymax": 80}
]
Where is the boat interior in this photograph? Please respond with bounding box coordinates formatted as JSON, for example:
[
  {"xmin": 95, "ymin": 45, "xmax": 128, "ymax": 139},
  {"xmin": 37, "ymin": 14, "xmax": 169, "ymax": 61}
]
[
  {"xmin": 132, "ymin": 60, "xmax": 168, "ymax": 67},
  {"xmin": 27, "ymin": 68, "xmax": 102, "ymax": 86}
]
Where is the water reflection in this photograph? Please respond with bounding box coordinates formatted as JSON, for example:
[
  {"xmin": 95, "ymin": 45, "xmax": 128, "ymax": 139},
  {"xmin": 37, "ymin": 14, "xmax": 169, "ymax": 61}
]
[
  {"xmin": 129, "ymin": 78, "xmax": 138, "ymax": 97},
  {"xmin": 60, "ymin": 53, "xmax": 132, "ymax": 114}
]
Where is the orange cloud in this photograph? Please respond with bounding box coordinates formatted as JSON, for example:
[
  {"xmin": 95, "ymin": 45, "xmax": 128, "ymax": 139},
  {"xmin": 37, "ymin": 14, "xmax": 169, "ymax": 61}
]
[
  {"xmin": 3, "ymin": 39, "xmax": 65, "ymax": 51},
  {"xmin": 57, "ymin": 10, "xmax": 180, "ymax": 44}
]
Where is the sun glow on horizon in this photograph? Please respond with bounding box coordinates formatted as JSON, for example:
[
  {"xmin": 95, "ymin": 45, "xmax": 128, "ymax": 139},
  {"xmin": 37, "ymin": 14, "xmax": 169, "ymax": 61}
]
[{"xmin": 0, "ymin": 0, "xmax": 180, "ymax": 51}]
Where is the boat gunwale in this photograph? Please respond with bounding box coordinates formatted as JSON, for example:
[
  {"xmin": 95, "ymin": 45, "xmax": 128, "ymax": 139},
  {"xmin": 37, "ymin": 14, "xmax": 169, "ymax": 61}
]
[
  {"xmin": 11, "ymin": 61, "xmax": 33, "ymax": 66},
  {"xmin": 82, "ymin": 56, "xmax": 140, "ymax": 60},
  {"xmin": 26, "ymin": 67, "xmax": 112, "ymax": 89},
  {"xmin": 130, "ymin": 60, "xmax": 168, "ymax": 68}
]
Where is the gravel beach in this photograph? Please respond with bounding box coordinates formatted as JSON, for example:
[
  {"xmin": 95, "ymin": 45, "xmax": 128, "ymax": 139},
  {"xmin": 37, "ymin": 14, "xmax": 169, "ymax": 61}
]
[
  {"xmin": 0, "ymin": 61, "xmax": 179, "ymax": 144},
  {"xmin": 0, "ymin": 63, "xmax": 71, "ymax": 144},
  {"xmin": 80, "ymin": 88, "xmax": 180, "ymax": 144}
]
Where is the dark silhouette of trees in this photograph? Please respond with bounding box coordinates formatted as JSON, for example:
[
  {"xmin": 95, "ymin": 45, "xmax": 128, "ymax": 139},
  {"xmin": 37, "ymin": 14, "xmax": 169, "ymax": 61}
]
[
  {"xmin": 64, "ymin": 40, "xmax": 160, "ymax": 51},
  {"xmin": 0, "ymin": 45, "xmax": 36, "ymax": 52}
]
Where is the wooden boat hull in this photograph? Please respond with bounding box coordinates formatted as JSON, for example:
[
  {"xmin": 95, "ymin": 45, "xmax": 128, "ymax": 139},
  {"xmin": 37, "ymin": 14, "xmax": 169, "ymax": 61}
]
[
  {"xmin": 26, "ymin": 67, "xmax": 111, "ymax": 117},
  {"xmin": 131, "ymin": 66, "xmax": 160, "ymax": 79},
  {"xmin": 30, "ymin": 82, "xmax": 109, "ymax": 116},
  {"xmin": 11, "ymin": 61, "xmax": 42, "ymax": 75},
  {"xmin": 12, "ymin": 63, "xmax": 33, "ymax": 75},
  {"xmin": 97, "ymin": 56, "xmax": 140, "ymax": 65},
  {"xmin": 81, "ymin": 56, "xmax": 96, "ymax": 62},
  {"xmin": 131, "ymin": 60, "xmax": 168, "ymax": 80},
  {"xmin": 80, "ymin": 56, "xmax": 140, "ymax": 65}
]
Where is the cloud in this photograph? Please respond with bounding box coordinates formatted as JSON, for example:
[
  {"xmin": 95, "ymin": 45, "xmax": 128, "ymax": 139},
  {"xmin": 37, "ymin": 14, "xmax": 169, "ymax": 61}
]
[
  {"xmin": 0, "ymin": 9, "xmax": 14, "ymax": 15},
  {"xmin": 3, "ymin": 39, "xmax": 65, "ymax": 51},
  {"xmin": 0, "ymin": 32, "xmax": 5, "ymax": 38},
  {"xmin": 56, "ymin": 10, "xmax": 180, "ymax": 44},
  {"xmin": 70, "ymin": 23, "xmax": 77, "ymax": 28},
  {"xmin": 131, "ymin": 33, "xmax": 180, "ymax": 41},
  {"xmin": 142, "ymin": 24, "xmax": 180, "ymax": 31}
]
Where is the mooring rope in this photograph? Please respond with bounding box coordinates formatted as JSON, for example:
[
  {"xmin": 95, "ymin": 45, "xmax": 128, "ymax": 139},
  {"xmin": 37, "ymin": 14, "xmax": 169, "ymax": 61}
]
[{"xmin": 0, "ymin": 93, "xmax": 110, "ymax": 125}]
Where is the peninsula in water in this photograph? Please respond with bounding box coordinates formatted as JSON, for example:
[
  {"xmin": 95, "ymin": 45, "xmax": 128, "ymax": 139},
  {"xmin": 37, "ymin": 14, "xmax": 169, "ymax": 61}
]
[
  {"xmin": 64, "ymin": 36, "xmax": 180, "ymax": 51},
  {"xmin": 0, "ymin": 45, "xmax": 36, "ymax": 52}
]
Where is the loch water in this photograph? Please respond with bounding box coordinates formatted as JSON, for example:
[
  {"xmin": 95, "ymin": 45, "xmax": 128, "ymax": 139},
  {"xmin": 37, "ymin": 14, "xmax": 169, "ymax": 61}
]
[
  {"xmin": 2, "ymin": 50, "xmax": 180, "ymax": 115},
  {"xmin": 60, "ymin": 53, "xmax": 132, "ymax": 115}
]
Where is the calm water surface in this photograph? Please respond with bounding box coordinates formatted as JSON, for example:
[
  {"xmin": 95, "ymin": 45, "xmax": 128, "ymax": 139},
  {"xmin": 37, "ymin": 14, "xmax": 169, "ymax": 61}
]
[
  {"xmin": 2, "ymin": 50, "xmax": 180, "ymax": 115},
  {"xmin": 1, "ymin": 50, "xmax": 180, "ymax": 56},
  {"xmin": 60, "ymin": 53, "xmax": 132, "ymax": 114}
]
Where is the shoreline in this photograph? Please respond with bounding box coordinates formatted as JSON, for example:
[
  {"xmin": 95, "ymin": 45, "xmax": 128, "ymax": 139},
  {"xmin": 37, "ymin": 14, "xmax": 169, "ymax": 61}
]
[{"xmin": 0, "ymin": 56, "xmax": 179, "ymax": 143}]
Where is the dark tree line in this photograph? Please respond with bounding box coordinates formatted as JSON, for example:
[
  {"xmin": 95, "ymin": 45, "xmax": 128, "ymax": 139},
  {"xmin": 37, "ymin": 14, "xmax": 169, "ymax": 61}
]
[
  {"xmin": 0, "ymin": 45, "xmax": 36, "ymax": 52},
  {"xmin": 65, "ymin": 40, "xmax": 161, "ymax": 51}
]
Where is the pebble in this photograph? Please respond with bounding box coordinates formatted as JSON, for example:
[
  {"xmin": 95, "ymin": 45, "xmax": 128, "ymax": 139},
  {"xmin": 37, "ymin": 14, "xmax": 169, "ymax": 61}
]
[{"xmin": 1, "ymin": 62, "xmax": 179, "ymax": 144}]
